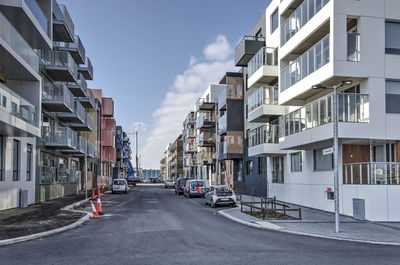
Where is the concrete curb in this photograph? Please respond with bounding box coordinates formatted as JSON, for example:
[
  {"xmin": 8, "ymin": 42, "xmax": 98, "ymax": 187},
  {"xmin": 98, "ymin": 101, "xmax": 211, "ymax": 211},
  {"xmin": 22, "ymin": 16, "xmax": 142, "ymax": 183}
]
[
  {"xmin": 0, "ymin": 198, "xmax": 92, "ymax": 247},
  {"xmin": 218, "ymin": 209, "xmax": 400, "ymax": 246}
]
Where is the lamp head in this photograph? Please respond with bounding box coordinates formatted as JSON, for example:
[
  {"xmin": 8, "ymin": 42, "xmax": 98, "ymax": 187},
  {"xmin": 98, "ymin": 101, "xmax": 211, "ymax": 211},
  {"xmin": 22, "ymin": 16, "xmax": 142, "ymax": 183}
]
[
  {"xmin": 341, "ymin": 80, "xmax": 353, "ymax": 86},
  {"xmin": 312, "ymin": 84, "xmax": 324, "ymax": 89}
]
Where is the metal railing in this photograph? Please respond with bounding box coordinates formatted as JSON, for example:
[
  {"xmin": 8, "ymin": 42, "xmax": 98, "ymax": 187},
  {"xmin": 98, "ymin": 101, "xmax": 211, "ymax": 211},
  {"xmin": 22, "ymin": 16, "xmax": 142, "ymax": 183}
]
[
  {"xmin": 249, "ymin": 124, "xmax": 279, "ymax": 147},
  {"xmin": 0, "ymin": 11, "xmax": 39, "ymax": 72},
  {"xmin": 58, "ymin": 4, "xmax": 74, "ymax": 37},
  {"xmin": 236, "ymin": 35, "xmax": 265, "ymax": 50},
  {"xmin": 196, "ymin": 97, "xmax": 215, "ymax": 111},
  {"xmin": 196, "ymin": 113, "xmax": 215, "ymax": 128},
  {"xmin": 281, "ymin": 34, "xmax": 330, "ymax": 92},
  {"xmin": 281, "ymin": 0, "xmax": 330, "ymax": 46},
  {"xmin": 343, "ymin": 162, "xmax": 400, "ymax": 185},
  {"xmin": 278, "ymin": 93, "xmax": 369, "ymax": 138},
  {"xmin": 248, "ymin": 86, "xmax": 279, "ymax": 113},
  {"xmin": 79, "ymin": 57, "xmax": 93, "ymax": 77},
  {"xmin": 248, "ymin": 47, "xmax": 278, "ymax": 77},
  {"xmin": 42, "ymin": 126, "xmax": 77, "ymax": 148},
  {"xmin": 241, "ymin": 197, "xmax": 301, "ymax": 220},
  {"xmin": 347, "ymin": 32, "xmax": 360, "ymax": 62},
  {"xmin": 76, "ymin": 136, "xmax": 87, "ymax": 153},
  {"xmin": 42, "ymin": 50, "xmax": 78, "ymax": 79},
  {"xmin": 42, "ymin": 81, "xmax": 74, "ymax": 110},
  {"xmin": 85, "ymin": 113, "xmax": 93, "ymax": 131},
  {"xmin": 55, "ymin": 35, "xmax": 85, "ymax": 61}
]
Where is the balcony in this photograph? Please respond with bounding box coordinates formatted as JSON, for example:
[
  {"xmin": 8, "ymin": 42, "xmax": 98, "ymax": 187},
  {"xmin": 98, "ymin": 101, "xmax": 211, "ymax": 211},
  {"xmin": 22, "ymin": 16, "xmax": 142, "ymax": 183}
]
[
  {"xmin": 62, "ymin": 136, "xmax": 87, "ymax": 155},
  {"xmin": 42, "ymin": 81, "xmax": 74, "ymax": 112},
  {"xmin": 218, "ymin": 114, "xmax": 227, "ymax": 135},
  {"xmin": 55, "ymin": 35, "xmax": 85, "ymax": 64},
  {"xmin": 198, "ymin": 132, "xmax": 215, "ymax": 147},
  {"xmin": 235, "ymin": 36, "xmax": 265, "ymax": 67},
  {"xmin": 278, "ymin": 93, "xmax": 369, "ymax": 150},
  {"xmin": 196, "ymin": 98, "xmax": 216, "ymax": 111},
  {"xmin": 101, "ymin": 129, "xmax": 115, "ymax": 148},
  {"xmin": 101, "ymin": 97, "xmax": 114, "ymax": 117},
  {"xmin": 0, "ymin": 82, "xmax": 39, "ymax": 137},
  {"xmin": 39, "ymin": 166, "xmax": 81, "ymax": 184},
  {"xmin": 76, "ymin": 87, "xmax": 95, "ymax": 109},
  {"xmin": 183, "ymin": 112, "xmax": 196, "ymax": 126},
  {"xmin": 66, "ymin": 73, "xmax": 87, "ymax": 97},
  {"xmin": 42, "ymin": 50, "xmax": 78, "ymax": 82},
  {"xmin": 0, "ymin": 11, "xmax": 40, "ymax": 79},
  {"xmin": 196, "ymin": 113, "xmax": 215, "ymax": 129},
  {"xmin": 247, "ymin": 47, "xmax": 278, "ymax": 88},
  {"xmin": 57, "ymin": 100, "xmax": 85, "ymax": 123},
  {"xmin": 185, "ymin": 128, "xmax": 196, "ymax": 138},
  {"xmin": 281, "ymin": 34, "xmax": 330, "ymax": 92},
  {"xmin": 248, "ymin": 124, "xmax": 284, "ymax": 157},
  {"xmin": 87, "ymin": 142, "xmax": 95, "ymax": 158},
  {"xmin": 53, "ymin": 3, "xmax": 74, "ymax": 42},
  {"xmin": 70, "ymin": 112, "xmax": 93, "ymax": 132},
  {"xmin": 184, "ymin": 141, "xmax": 196, "ymax": 153},
  {"xmin": 281, "ymin": 0, "xmax": 330, "ymax": 46},
  {"xmin": 218, "ymin": 85, "xmax": 243, "ymax": 111},
  {"xmin": 347, "ymin": 32, "xmax": 360, "ymax": 62},
  {"xmin": 343, "ymin": 162, "xmax": 400, "ymax": 185},
  {"xmin": 218, "ymin": 135, "xmax": 243, "ymax": 160},
  {"xmin": 42, "ymin": 126, "xmax": 77, "ymax": 149},
  {"xmin": 78, "ymin": 57, "xmax": 94, "ymax": 80},
  {"xmin": 198, "ymin": 151, "xmax": 212, "ymax": 164},
  {"xmin": 248, "ymin": 86, "xmax": 288, "ymax": 123}
]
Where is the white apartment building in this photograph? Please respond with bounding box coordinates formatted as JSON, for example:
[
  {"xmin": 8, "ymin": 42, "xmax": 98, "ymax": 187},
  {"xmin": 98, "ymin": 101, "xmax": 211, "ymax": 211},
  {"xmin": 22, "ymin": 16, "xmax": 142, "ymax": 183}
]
[
  {"xmin": 0, "ymin": 0, "xmax": 51, "ymax": 209},
  {"xmin": 238, "ymin": 0, "xmax": 400, "ymax": 221}
]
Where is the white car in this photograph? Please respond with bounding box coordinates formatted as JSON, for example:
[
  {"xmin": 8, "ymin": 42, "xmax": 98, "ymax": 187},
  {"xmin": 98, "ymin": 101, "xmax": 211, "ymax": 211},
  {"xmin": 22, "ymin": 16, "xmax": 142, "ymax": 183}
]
[
  {"xmin": 184, "ymin": 179, "xmax": 207, "ymax": 198},
  {"xmin": 164, "ymin": 179, "xmax": 175, "ymax": 189},
  {"xmin": 112, "ymin": 179, "xmax": 128, "ymax": 194},
  {"xmin": 205, "ymin": 185, "xmax": 236, "ymax": 207}
]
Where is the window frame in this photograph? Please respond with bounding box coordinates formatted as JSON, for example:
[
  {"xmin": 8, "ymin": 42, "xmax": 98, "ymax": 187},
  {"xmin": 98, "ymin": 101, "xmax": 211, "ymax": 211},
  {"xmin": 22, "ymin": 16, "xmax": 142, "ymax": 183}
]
[
  {"xmin": 271, "ymin": 8, "xmax": 279, "ymax": 33},
  {"xmin": 13, "ymin": 139, "xmax": 20, "ymax": 181},
  {"xmin": 26, "ymin": 144, "xmax": 32, "ymax": 181},
  {"xmin": 246, "ymin": 161, "xmax": 253, "ymax": 176},
  {"xmin": 290, "ymin": 152, "xmax": 302, "ymax": 172},
  {"xmin": 313, "ymin": 148, "xmax": 333, "ymax": 171},
  {"xmin": 0, "ymin": 136, "xmax": 3, "ymax": 181}
]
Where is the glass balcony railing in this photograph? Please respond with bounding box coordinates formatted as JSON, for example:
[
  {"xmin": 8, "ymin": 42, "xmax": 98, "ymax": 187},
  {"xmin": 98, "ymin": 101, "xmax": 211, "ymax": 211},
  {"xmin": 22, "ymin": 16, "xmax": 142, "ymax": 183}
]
[
  {"xmin": 185, "ymin": 128, "xmax": 196, "ymax": 137},
  {"xmin": 184, "ymin": 141, "xmax": 196, "ymax": 152},
  {"xmin": 248, "ymin": 86, "xmax": 279, "ymax": 113},
  {"xmin": 0, "ymin": 11, "xmax": 39, "ymax": 73},
  {"xmin": 79, "ymin": 57, "xmax": 93, "ymax": 80},
  {"xmin": 281, "ymin": 0, "xmax": 330, "ymax": 46},
  {"xmin": 85, "ymin": 113, "xmax": 93, "ymax": 131},
  {"xmin": 42, "ymin": 126, "xmax": 77, "ymax": 148},
  {"xmin": 196, "ymin": 97, "xmax": 215, "ymax": 111},
  {"xmin": 184, "ymin": 112, "xmax": 196, "ymax": 125},
  {"xmin": 236, "ymin": 35, "xmax": 265, "ymax": 51},
  {"xmin": 42, "ymin": 50, "xmax": 78, "ymax": 79},
  {"xmin": 218, "ymin": 114, "xmax": 227, "ymax": 135},
  {"xmin": 74, "ymin": 101, "xmax": 85, "ymax": 122},
  {"xmin": 55, "ymin": 35, "xmax": 86, "ymax": 63},
  {"xmin": 42, "ymin": 81, "xmax": 74, "ymax": 110},
  {"xmin": 278, "ymin": 93, "xmax": 369, "ymax": 138},
  {"xmin": 248, "ymin": 47, "xmax": 278, "ymax": 78},
  {"xmin": 281, "ymin": 34, "xmax": 329, "ymax": 92},
  {"xmin": 24, "ymin": 0, "xmax": 49, "ymax": 35},
  {"xmin": 87, "ymin": 143, "xmax": 95, "ymax": 158},
  {"xmin": 343, "ymin": 162, "xmax": 400, "ymax": 185},
  {"xmin": 198, "ymin": 151, "xmax": 212, "ymax": 162},
  {"xmin": 58, "ymin": 4, "xmax": 74, "ymax": 37},
  {"xmin": 76, "ymin": 136, "xmax": 87, "ymax": 153},
  {"xmin": 347, "ymin": 32, "xmax": 360, "ymax": 62},
  {"xmin": 0, "ymin": 82, "xmax": 38, "ymax": 127},
  {"xmin": 219, "ymin": 141, "xmax": 227, "ymax": 155},
  {"xmin": 198, "ymin": 132, "xmax": 215, "ymax": 145},
  {"xmin": 249, "ymin": 124, "xmax": 279, "ymax": 147},
  {"xmin": 196, "ymin": 113, "xmax": 215, "ymax": 128}
]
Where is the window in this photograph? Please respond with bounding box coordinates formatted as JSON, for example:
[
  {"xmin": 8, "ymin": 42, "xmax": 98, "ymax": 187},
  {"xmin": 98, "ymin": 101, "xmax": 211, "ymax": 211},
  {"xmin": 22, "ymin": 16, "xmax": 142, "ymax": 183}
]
[
  {"xmin": 386, "ymin": 80, "xmax": 400, "ymax": 114},
  {"xmin": 385, "ymin": 21, "xmax": 400, "ymax": 54},
  {"xmin": 13, "ymin": 140, "xmax": 20, "ymax": 181},
  {"xmin": 271, "ymin": 9, "xmax": 278, "ymax": 33},
  {"xmin": 246, "ymin": 161, "xmax": 253, "ymax": 175},
  {"xmin": 26, "ymin": 144, "xmax": 32, "ymax": 181},
  {"xmin": 326, "ymin": 191, "xmax": 334, "ymax": 200},
  {"xmin": 272, "ymin": 157, "xmax": 284, "ymax": 183},
  {"xmin": 258, "ymin": 157, "xmax": 263, "ymax": 174},
  {"xmin": 291, "ymin": 152, "xmax": 302, "ymax": 172},
  {"xmin": 314, "ymin": 148, "xmax": 333, "ymax": 171},
  {"xmin": 0, "ymin": 136, "xmax": 3, "ymax": 181},
  {"xmin": 2, "ymin": 95, "xmax": 6, "ymax": 107}
]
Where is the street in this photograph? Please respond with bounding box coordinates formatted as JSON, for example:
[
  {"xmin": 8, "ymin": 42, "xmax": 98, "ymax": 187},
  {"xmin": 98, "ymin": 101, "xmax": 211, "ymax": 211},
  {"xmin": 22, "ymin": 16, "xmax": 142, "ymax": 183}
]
[{"xmin": 0, "ymin": 184, "xmax": 399, "ymax": 265}]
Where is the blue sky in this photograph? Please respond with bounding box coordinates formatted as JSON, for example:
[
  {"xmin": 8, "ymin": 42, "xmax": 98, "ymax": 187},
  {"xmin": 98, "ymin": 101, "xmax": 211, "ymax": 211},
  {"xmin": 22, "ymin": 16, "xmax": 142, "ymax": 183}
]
[{"xmin": 60, "ymin": 0, "xmax": 271, "ymax": 168}]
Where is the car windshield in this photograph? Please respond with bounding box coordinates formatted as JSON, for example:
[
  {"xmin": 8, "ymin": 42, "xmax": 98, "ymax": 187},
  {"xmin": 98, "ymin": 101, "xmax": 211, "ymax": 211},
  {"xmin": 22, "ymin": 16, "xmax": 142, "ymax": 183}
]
[
  {"xmin": 114, "ymin": 180, "xmax": 125, "ymax": 185},
  {"xmin": 190, "ymin": 181, "xmax": 204, "ymax": 187},
  {"xmin": 215, "ymin": 187, "xmax": 233, "ymax": 195}
]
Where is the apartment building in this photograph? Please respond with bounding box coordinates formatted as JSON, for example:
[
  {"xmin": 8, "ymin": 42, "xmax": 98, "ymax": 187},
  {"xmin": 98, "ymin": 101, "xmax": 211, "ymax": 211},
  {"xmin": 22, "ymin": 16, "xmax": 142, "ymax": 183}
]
[
  {"xmin": 0, "ymin": 0, "xmax": 47, "ymax": 209},
  {"xmin": 195, "ymin": 84, "xmax": 225, "ymax": 186},
  {"xmin": 182, "ymin": 111, "xmax": 197, "ymax": 179},
  {"xmin": 236, "ymin": 0, "xmax": 400, "ymax": 221},
  {"xmin": 113, "ymin": 126, "xmax": 132, "ymax": 179},
  {"xmin": 168, "ymin": 134, "xmax": 183, "ymax": 181},
  {"xmin": 216, "ymin": 72, "xmax": 245, "ymax": 193},
  {"xmin": 160, "ymin": 151, "xmax": 167, "ymax": 181}
]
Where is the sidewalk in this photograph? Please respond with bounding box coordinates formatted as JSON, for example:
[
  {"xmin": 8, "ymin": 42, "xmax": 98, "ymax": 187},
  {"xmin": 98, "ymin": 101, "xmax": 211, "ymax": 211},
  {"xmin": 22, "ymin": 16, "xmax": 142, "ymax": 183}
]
[
  {"xmin": 221, "ymin": 195, "xmax": 400, "ymax": 245},
  {"xmin": 0, "ymin": 194, "xmax": 87, "ymax": 240}
]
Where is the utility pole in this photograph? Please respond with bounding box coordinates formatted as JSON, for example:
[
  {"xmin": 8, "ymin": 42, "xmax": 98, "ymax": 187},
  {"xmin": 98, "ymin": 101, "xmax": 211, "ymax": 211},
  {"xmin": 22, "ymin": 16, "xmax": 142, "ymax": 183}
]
[{"xmin": 312, "ymin": 80, "xmax": 352, "ymax": 233}]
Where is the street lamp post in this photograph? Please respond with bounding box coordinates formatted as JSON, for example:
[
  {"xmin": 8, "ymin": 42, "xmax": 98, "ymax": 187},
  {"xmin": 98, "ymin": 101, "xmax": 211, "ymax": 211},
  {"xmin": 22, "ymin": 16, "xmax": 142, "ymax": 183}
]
[{"xmin": 312, "ymin": 80, "xmax": 352, "ymax": 233}]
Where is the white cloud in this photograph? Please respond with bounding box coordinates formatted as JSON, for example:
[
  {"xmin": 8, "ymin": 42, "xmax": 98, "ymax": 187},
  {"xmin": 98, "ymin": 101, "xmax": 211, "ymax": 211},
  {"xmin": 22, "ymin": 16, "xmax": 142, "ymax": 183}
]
[
  {"xmin": 203, "ymin": 35, "xmax": 232, "ymax": 61},
  {"xmin": 139, "ymin": 35, "xmax": 235, "ymax": 169}
]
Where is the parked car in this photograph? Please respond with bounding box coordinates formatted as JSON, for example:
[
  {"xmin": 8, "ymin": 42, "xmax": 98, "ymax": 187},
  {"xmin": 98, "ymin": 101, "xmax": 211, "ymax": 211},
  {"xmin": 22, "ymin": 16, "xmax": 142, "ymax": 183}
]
[
  {"xmin": 184, "ymin": 179, "xmax": 207, "ymax": 198},
  {"xmin": 205, "ymin": 185, "xmax": 236, "ymax": 207},
  {"xmin": 112, "ymin": 179, "xmax": 128, "ymax": 194},
  {"xmin": 175, "ymin": 178, "xmax": 189, "ymax": 195},
  {"xmin": 126, "ymin": 176, "xmax": 137, "ymax": 186},
  {"xmin": 165, "ymin": 179, "xmax": 175, "ymax": 189}
]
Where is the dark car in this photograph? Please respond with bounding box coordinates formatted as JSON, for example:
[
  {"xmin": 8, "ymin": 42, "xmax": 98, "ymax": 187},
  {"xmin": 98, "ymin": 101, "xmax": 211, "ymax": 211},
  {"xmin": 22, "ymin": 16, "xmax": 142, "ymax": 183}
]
[{"xmin": 175, "ymin": 178, "xmax": 189, "ymax": 195}]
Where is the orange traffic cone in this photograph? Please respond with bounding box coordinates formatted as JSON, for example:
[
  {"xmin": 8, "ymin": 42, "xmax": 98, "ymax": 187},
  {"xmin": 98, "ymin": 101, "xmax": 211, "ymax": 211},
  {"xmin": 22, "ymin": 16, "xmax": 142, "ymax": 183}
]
[
  {"xmin": 97, "ymin": 187, "xmax": 101, "ymax": 199},
  {"xmin": 90, "ymin": 200, "xmax": 100, "ymax": 219},
  {"xmin": 96, "ymin": 198, "xmax": 104, "ymax": 215},
  {"xmin": 91, "ymin": 189, "xmax": 96, "ymax": 200}
]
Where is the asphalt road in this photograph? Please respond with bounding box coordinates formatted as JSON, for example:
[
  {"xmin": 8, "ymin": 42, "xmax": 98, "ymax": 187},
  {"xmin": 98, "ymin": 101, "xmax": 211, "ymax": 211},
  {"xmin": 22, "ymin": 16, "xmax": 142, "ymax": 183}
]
[{"xmin": 0, "ymin": 184, "xmax": 399, "ymax": 265}]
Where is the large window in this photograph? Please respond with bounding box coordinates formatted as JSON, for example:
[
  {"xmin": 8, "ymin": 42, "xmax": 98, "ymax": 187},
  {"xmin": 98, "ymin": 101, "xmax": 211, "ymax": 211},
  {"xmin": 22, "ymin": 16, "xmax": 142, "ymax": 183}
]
[
  {"xmin": 0, "ymin": 136, "xmax": 3, "ymax": 181},
  {"xmin": 385, "ymin": 21, "xmax": 400, "ymax": 54},
  {"xmin": 26, "ymin": 144, "xmax": 32, "ymax": 181},
  {"xmin": 314, "ymin": 148, "xmax": 333, "ymax": 171},
  {"xmin": 291, "ymin": 152, "xmax": 302, "ymax": 172},
  {"xmin": 246, "ymin": 161, "xmax": 253, "ymax": 175},
  {"xmin": 272, "ymin": 157, "xmax": 284, "ymax": 183},
  {"xmin": 386, "ymin": 80, "xmax": 400, "ymax": 114},
  {"xmin": 271, "ymin": 9, "xmax": 278, "ymax": 33},
  {"xmin": 13, "ymin": 140, "xmax": 20, "ymax": 181}
]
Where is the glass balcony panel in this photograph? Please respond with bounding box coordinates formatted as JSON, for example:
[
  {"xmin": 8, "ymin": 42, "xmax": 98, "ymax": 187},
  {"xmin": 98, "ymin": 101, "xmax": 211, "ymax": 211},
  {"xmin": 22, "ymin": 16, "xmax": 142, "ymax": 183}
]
[
  {"xmin": 24, "ymin": 0, "xmax": 49, "ymax": 35},
  {"xmin": 248, "ymin": 47, "xmax": 278, "ymax": 78},
  {"xmin": 248, "ymin": 124, "xmax": 279, "ymax": 147}
]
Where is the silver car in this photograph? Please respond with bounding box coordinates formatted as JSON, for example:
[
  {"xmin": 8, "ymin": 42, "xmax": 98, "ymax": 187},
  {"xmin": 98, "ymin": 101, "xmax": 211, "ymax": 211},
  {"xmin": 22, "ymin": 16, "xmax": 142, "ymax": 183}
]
[
  {"xmin": 112, "ymin": 179, "xmax": 128, "ymax": 194},
  {"xmin": 205, "ymin": 185, "xmax": 236, "ymax": 207},
  {"xmin": 164, "ymin": 179, "xmax": 175, "ymax": 189}
]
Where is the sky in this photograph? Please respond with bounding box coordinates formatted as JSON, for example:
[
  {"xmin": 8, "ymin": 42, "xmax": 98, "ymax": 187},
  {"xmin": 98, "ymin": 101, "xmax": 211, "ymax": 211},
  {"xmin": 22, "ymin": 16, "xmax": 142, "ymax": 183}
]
[{"xmin": 60, "ymin": 0, "xmax": 271, "ymax": 169}]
